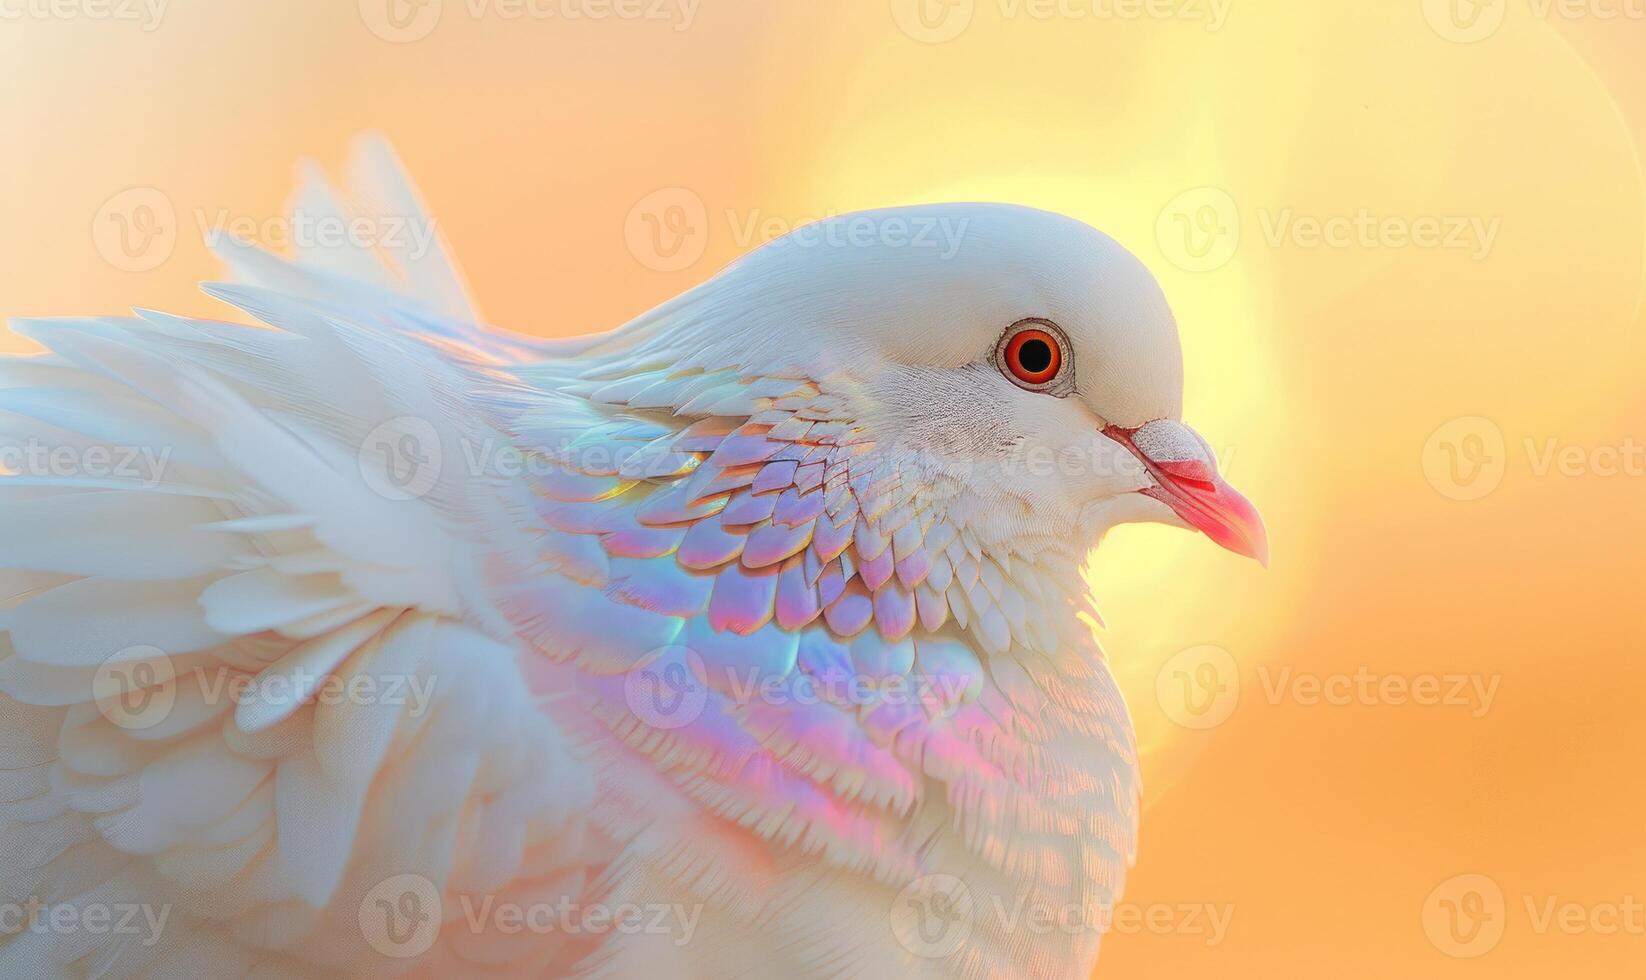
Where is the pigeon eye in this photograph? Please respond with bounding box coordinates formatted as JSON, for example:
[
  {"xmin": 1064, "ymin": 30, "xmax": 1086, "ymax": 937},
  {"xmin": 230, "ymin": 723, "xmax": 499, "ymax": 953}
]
[{"xmin": 997, "ymin": 319, "xmax": 1068, "ymax": 391}]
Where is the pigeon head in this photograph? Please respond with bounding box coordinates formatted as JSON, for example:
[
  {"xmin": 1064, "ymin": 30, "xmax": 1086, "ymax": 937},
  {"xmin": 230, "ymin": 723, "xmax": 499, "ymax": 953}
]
[{"xmin": 620, "ymin": 202, "xmax": 1267, "ymax": 564}]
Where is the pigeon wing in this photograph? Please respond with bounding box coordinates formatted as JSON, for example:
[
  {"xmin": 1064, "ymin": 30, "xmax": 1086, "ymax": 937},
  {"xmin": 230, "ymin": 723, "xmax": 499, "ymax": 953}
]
[{"xmin": 0, "ymin": 291, "xmax": 609, "ymax": 975}]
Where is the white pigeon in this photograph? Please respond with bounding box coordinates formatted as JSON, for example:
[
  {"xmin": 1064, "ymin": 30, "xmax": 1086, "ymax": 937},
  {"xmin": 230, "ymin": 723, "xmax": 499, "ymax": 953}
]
[{"xmin": 0, "ymin": 136, "xmax": 1264, "ymax": 978}]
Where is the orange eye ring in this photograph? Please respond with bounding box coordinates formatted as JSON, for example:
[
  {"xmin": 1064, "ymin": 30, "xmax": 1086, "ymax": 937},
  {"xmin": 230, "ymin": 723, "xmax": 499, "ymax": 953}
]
[{"xmin": 1002, "ymin": 327, "xmax": 1062, "ymax": 386}]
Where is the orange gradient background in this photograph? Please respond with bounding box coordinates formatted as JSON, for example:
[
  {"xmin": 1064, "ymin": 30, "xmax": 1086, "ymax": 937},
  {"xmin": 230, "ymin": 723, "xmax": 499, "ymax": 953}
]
[{"xmin": 4, "ymin": 2, "xmax": 1645, "ymax": 976}]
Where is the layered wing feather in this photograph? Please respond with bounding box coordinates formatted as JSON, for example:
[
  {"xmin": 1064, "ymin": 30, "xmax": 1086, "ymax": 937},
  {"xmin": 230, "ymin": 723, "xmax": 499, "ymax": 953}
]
[
  {"xmin": 0, "ymin": 136, "xmax": 1140, "ymax": 978},
  {"xmin": 0, "ymin": 299, "xmax": 600, "ymax": 976},
  {"xmin": 0, "ymin": 139, "xmax": 606, "ymax": 975},
  {"xmin": 495, "ymin": 353, "xmax": 1142, "ymax": 975}
]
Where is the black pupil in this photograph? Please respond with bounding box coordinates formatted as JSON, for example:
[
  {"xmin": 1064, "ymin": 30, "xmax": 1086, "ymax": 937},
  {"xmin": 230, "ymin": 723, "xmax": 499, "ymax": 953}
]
[{"xmin": 1018, "ymin": 338, "xmax": 1053, "ymax": 375}]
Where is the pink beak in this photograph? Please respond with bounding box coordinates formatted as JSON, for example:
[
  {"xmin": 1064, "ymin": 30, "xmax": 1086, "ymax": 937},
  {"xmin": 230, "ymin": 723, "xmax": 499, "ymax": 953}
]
[{"xmin": 1104, "ymin": 421, "xmax": 1269, "ymax": 566}]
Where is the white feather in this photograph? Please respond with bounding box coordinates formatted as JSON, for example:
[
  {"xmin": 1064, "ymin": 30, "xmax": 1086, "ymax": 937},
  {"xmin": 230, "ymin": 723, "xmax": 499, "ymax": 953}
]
[{"xmin": 0, "ymin": 137, "xmax": 1232, "ymax": 979}]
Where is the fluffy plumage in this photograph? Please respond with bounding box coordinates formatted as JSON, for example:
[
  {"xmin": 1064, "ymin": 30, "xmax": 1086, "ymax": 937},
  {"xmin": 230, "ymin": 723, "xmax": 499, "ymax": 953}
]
[{"xmin": 0, "ymin": 136, "xmax": 1259, "ymax": 978}]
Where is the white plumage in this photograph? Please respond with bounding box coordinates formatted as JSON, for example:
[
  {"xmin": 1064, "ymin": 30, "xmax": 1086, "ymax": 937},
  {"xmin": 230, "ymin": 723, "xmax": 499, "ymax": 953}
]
[{"xmin": 0, "ymin": 136, "xmax": 1263, "ymax": 978}]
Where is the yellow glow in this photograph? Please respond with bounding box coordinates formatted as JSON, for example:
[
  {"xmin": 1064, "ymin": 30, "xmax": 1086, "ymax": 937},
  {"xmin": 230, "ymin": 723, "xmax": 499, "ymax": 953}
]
[{"xmin": 6, "ymin": 2, "xmax": 1646, "ymax": 976}]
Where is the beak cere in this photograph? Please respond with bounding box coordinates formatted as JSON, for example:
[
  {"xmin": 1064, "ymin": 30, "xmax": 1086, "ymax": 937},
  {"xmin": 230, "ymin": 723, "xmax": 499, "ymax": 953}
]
[{"xmin": 1104, "ymin": 420, "xmax": 1269, "ymax": 566}]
